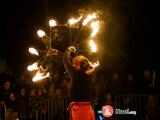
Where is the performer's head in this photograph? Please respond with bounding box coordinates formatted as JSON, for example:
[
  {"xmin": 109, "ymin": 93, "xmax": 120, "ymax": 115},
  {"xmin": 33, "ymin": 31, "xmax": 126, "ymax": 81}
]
[{"xmin": 72, "ymin": 55, "xmax": 94, "ymax": 75}]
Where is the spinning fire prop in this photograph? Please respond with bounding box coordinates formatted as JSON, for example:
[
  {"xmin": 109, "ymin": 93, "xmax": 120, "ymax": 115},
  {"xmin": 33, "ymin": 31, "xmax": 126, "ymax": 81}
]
[{"xmin": 27, "ymin": 9, "xmax": 102, "ymax": 82}]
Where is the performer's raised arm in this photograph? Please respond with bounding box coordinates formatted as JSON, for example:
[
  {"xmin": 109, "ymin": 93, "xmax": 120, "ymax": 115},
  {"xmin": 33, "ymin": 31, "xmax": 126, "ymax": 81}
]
[{"xmin": 63, "ymin": 46, "xmax": 77, "ymax": 79}]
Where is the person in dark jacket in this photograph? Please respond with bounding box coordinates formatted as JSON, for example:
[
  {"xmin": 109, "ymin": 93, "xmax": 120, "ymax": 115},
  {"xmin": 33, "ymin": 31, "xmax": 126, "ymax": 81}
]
[{"xmin": 17, "ymin": 88, "xmax": 28, "ymax": 120}]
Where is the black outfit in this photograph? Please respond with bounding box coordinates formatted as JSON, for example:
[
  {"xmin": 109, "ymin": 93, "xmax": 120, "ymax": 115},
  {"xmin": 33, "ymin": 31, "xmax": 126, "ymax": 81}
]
[
  {"xmin": 0, "ymin": 90, "xmax": 12, "ymax": 108},
  {"xmin": 63, "ymin": 49, "xmax": 91, "ymax": 102},
  {"xmin": 17, "ymin": 95, "xmax": 28, "ymax": 120}
]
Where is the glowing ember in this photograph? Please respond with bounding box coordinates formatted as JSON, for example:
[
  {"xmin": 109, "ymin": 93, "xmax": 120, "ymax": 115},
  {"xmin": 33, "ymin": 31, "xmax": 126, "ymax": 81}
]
[
  {"xmin": 91, "ymin": 61, "xmax": 100, "ymax": 68},
  {"xmin": 89, "ymin": 40, "xmax": 97, "ymax": 52},
  {"xmin": 29, "ymin": 47, "xmax": 39, "ymax": 56},
  {"xmin": 82, "ymin": 13, "xmax": 97, "ymax": 26},
  {"xmin": 90, "ymin": 21, "xmax": 100, "ymax": 37},
  {"xmin": 68, "ymin": 15, "xmax": 82, "ymax": 25},
  {"xmin": 49, "ymin": 19, "xmax": 57, "ymax": 27},
  {"xmin": 27, "ymin": 62, "xmax": 39, "ymax": 71},
  {"xmin": 37, "ymin": 30, "xmax": 46, "ymax": 38},
  {"xmin": 32, "ymin": 71, "xmax": 50, "ymax": 82}
]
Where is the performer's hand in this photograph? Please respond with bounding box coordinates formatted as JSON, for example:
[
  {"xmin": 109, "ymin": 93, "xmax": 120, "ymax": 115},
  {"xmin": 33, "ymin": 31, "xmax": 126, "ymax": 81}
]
[
  {"xmin": 47, "ymin": 49, "xmax": 59, "ymax": 56},
  {"xmin": 67, "ymin": 46, "xmax": 76, "ymax": 53}
]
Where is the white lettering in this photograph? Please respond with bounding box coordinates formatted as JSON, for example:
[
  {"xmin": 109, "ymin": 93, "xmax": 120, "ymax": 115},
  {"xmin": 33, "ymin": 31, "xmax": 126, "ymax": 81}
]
[{"xmin": 115, "ymin": 108, "xmax": 136, "ymax": 115}]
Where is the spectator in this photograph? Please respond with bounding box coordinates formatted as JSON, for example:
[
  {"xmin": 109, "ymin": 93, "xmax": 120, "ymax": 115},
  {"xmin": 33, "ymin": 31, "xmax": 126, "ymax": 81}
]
[
  {"xmin": 94, "ymin": 75, "xmax": 106, "ymax": 104},
  {"xmin": 142, "ymin": 69, "xmax": 154, "ymax": 93},
  {"xmin": 47, "ymin": 84, "xmax": 56, "ymax": 120},
  {"xmin": 121, "ymin": 96, "xmax": 135, "ymax": 120},
  {"xmin": 55, "ymin": 88, "xmax": 61, "ymax": 97},
  {"xmin": 108, "ymin": 72, "xmax": 122, "ymax": 95},
  {"xmin": 145, "ymin": 95, "xmax": 159, "ymax": 120},
  {"xmin": 103, "ymin": 92, "xmax": 113, "ymax": 106},
  {"xmin": 126, "ymin": 73, "xmax": 136, "ymax": 93},
  {"xmin": 54, "ymin": 88, "xmax": 65, "ymax": 120},
  {"xmin": 0, "ymin": 80, "xmax": 14, "ymax": 108},
  {"xmin": 28, "ymin": 88, "xmax": 37, "ymax": 120},
  {"xmin": 36, "ymin": 87, "xmax": 47, "ymax": 120},
  {"xmin": 10, "ymin": 92, "xmax": 17, "ymax": 111},
  {"xmin": 47, "ymin": 84, "xmax": 56, "ymax": 97},
  {"xmin": 17, "ymin": 88, "xmax": 28, "ymax": 120},
  {"xmin": 61, "ymin": 79, "xmax": 69, "ymax": 97}
]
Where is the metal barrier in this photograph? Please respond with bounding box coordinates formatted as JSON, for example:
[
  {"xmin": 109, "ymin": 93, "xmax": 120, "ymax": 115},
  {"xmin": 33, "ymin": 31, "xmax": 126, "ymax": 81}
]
[
  {"xmin": 114, "ymin": 94, "xmax": 160, "ymax": 120},
  {"xmin": 0, "ymin": 102, "xmax": 19, "ymax": 120},
  {"xmin": 34, "ymin": 97, "xmax": 95, "ymax": 120},
  {"xmin": 1, "ymin": 94, "xmax": 160, "ymax": 120},
  {"xmin": 35, "ymin": 97, "xmax": 68, "ymax": 120},
  {"xmin": 0, "ymin": 102, "xmax": 6, "ymax": 120},
  {"xmin": 34, "ymin": 95, "xmax": 160, "ymax": 120}
]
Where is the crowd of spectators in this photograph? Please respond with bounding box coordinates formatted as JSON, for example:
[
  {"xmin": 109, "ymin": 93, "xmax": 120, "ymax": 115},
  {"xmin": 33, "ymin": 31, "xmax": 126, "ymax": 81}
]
[{"xmin": 0, "ymin": 67, "xmax": 160, "ymax": 120}]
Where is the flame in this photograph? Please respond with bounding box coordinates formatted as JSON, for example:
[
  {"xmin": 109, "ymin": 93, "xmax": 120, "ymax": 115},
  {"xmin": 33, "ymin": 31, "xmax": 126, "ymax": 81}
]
[
  {"xmin": 27, "ymin": 62, "xmax": 39, "ymax": 71},
  {"xmin": 68, "ymin": 15, "xmax": 82, "ymax": 25},
  {"xmin": 49, "ymin": 19, "xmax": 57, "ymax": 27},
  {"xmin": 32, "ymin": 71, "xmax": 50, "ymax": 82},
  {"xmin": 90, "ymin": 21, "xmax": 100, "ymax": 37},
  {"xmin": 89, "ymin": 40, "xmax": 97, "ymax": 52},
  {"xmin": 29, "ymin": 47, "xmax": 39, "ymax": 56},
  {"xmin": 37, "ymin": 30, "xmax": 46, "ymax": 38},
  {"xmin": 90, "ymin": 61, "xmax": 100, "ymax": 68},
  {"xmin": 82, "ymin": 13, "xmax": 97, "ymax": 26}
]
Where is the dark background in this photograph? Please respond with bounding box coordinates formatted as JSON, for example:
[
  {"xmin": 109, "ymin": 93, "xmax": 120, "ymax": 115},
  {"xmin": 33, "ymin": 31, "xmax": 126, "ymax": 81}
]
[{"xmin": 0, "ymin": 0, "xmax": 158, "ymax": 76}]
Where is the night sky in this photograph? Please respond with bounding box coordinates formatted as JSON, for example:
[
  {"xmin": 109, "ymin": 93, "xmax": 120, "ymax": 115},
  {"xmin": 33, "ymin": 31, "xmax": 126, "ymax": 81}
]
[{"xmin": 0, "ymin": 0, "xmax": 158, "ymax": 75}]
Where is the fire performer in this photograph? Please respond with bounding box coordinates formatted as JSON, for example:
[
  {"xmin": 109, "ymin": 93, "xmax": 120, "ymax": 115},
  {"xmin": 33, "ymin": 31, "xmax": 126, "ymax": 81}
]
[{"xmin": 63, "ymin": 46, "xmax": 96, "ymax": 120}]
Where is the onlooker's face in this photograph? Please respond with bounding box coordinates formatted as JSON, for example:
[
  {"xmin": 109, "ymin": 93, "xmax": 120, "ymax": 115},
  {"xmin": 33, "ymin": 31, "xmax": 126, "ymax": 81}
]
[
  {"xmin": 112, "ymin": 73, "xmax": 119, "ymax": 81},
  {"xmin": 148, "ymin": 95, "xmax": 154, "ymax": 102},
  {"xmin": 148, "ymin": 95, "xmax": 155, "ymax": 106},
  {"xmin": 37, "ymin": 89, "xmax": 43, "ymax": 96},
  {"xmin": 10, "ymin": 93, "xmax": 15, "ymax": 101},
  {"xmin": 128, "ymin": 74, "xmax": 134, "ymax": 81},
  {"xmin": 105, "ymin": 93, "xmax": 112, "ymax": 101},
  {"xmin": 55, "ymin": 89, "xmax": 62, "ymax": 97},
  {"xmin": 48, "ymin": 88, "xmax": 55, "ymax": 96},
  {"xmin": 123, "ymin": 97, "xmax": 130, "ymax": 105},
  {"xmin": 20, "ymin": 89, "xmax": 25, "ymax": 96},
  {"xmin": 4, "ymin": 81, "xmax": 11, "ymax": 90},
  {"xmin": 30, "ymin": 89, "xmax": 36, "ymax": 96},
  {"xmin": 144, "ymin": 70, "xmax": 150, "ymax": 79}
]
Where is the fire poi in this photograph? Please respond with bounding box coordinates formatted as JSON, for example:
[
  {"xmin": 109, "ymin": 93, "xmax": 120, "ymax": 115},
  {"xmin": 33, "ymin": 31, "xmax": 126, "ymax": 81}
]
[{"xmin": 27, "ymin": 9, "xmax": 102, "ymax": 82}]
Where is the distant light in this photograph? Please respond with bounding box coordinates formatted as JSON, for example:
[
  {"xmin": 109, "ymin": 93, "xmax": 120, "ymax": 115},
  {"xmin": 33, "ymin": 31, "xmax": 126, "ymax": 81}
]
[
  {"xmin": 49, "ymin": 19, "xmax": 57, "ymax": 27},
  {"xmin": 37, "ymin": 30, "xmax": 45, "ymax": 38}
]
